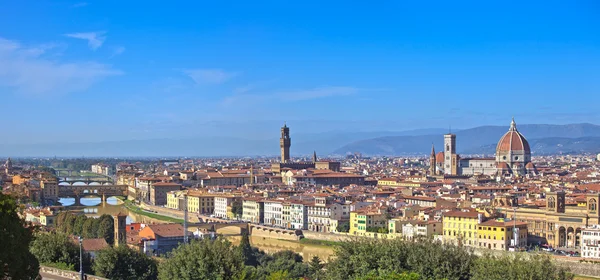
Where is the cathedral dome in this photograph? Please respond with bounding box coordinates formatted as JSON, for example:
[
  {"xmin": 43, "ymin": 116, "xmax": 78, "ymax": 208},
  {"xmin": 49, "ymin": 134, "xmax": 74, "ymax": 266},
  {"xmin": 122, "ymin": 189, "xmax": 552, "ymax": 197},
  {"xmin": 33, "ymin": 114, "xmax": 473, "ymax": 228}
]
[
  {"xmin": 496, "ymin": 118, "xmax": 530, "ymax": 154},
  {"xmin": 436, "ymin": 152, "xmax": 444, "ymax": 163}
]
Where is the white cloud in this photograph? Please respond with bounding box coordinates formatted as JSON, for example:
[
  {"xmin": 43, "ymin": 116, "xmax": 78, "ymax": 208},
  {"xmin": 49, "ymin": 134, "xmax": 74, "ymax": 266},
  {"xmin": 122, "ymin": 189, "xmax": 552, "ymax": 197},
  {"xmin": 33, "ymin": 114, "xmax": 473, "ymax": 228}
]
[
  {"xmin": 64, "ymin": 31, "xmax": 106, "ymax": 50},
  {"xmin": 111, "ymin": 46, "xmax": 126, "ymax": 57},
  {"xmin": 0, "ymin": 37, "xmax": 122, "ymax": 96},
  {"xmin": 183, "ymin": 69, "xmax": 237, "ymax": 85},
  {"xmin": 277, "ymin": 86, "xmax": 359, "ymax": 101}
]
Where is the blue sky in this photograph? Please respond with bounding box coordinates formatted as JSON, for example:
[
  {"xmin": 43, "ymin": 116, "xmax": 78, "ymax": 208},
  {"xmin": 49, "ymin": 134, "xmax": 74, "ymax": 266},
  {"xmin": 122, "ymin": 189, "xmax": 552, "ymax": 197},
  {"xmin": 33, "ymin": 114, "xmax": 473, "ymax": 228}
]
[{"xmin": 1, "ymin": 1, "xmax": 599, "ymax": 144}]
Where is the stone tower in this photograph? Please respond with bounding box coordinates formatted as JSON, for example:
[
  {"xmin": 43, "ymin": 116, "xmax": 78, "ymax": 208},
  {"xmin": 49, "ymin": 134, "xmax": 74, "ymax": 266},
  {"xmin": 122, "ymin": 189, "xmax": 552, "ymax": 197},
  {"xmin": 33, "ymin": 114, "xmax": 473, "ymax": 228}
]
[
  {"xmin": 312, "ymin": 151, "xmax": 317, "ymax": 163},
  {"xmin": 280, "ymin": 123, "xmax": 291, "ymax": 163},
  {"xmin": 5, "ymin": 157, "xmax": 12, "ymax": 175},
  {"xmin": 429, "ymin": 144, "xmax": 436, "ymax": 175},
  {"xmin": 444, "ymin": 134, "xmax": 457, "ymax": 175},
  {"xmin": 114, "ymin": 212, "xmax": 127, "ymax": 247},
  {"xmin": 546, "ymin": 191, "xmax": 565, "ymax": 213}
]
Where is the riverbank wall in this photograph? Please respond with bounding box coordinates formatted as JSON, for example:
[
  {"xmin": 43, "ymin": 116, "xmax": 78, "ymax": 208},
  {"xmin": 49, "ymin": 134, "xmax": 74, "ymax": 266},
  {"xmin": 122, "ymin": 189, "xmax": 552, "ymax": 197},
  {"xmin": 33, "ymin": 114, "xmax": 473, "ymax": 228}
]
[
  {"xmin": 40, "ymin": 265, "xmax": 108, "ymax": 280},
  {"xmin": 137, "ymin": 201, "xmax": 200, "ymax": 222},
  {"xmin": 250, "ymin": 225, "xmax": 301, "ymax": 241}
]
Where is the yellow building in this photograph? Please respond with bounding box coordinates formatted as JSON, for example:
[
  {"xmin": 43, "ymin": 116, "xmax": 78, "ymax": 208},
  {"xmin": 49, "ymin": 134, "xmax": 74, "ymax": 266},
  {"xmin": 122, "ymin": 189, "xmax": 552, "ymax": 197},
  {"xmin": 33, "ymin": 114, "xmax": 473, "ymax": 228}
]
[
  {"xmin": 477, "ymin": 218, "xmax": 528, "ymax": 250},
  {"xmin": 377, "ymin": 178, "xmax": 400, "ymax": 187},
  {"xmin": 442, "ymin": 211, "xmax": 482, "ymax": 246},
  {"xmin": 166, "ymin": 191, "xmax": 185, "ymax": 210},
  {"xmin": 39, "ymin": 211, "xmax": 56, "ymax": 226},
  {"xmin": 350, "ymin": 208, "xmax": 389, "ymax": 235},
  {"xmin": 187, "ymin": 193, "xmax": 215, "ymax": 215},
  {"xmin": 12, "ymin": 175, "xmax": 31, "ymax": 185}
]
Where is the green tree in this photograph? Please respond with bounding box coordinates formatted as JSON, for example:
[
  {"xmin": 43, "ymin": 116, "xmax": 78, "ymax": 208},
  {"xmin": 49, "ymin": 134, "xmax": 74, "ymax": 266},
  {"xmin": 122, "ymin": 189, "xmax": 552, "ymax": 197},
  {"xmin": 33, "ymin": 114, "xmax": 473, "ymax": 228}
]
[
  {"xmin": 158, "ymin": 238, "xmax": 244, "ymax": 280},
  {"xmin": 325, "ymin": 239, "xmax": 475, "ymax": 280},
  {"xmin": 471, "ymin": 253, "xmax": 573, "ymax": 280},
  {"xmin": 82, "ymin": 218, "xmax": 97, "ymax": 238},
  {"xmin": 63, "ymin": 212, "xmax": 77, "ymax": 234},
  {"xmin": 231, "ymin": 201, "xmax": 243, "ymax": 218},
  {"xmin": 0, "ymin": 193, "xmax": 39, "ymax": 279},
  {"xmin": 266, "ymin": 270, "xmax": 295, "ymax": 280},
  {"xmin": 29, "ymin": 232, "xmax": 90, "ymax": 272},
  {"xmin": 257, "ymin": 250, "xmax": 309, "ymax": 279},
  {"xmin": 336, "ymin": 222, "xmax": 350, "ymax": 233},
  {"xmin": 93, "ymin": 245, "xmax": 158, "ymax": 280},
  {"xmin": 238, "ymin": 230, "xmax": 259, "ymax": 266},
  {"xmin": 56, "ymin": 211, "xmax": 73, "ymax": 233},
  {"xmin": 96, "ymin": 215, "xmax": 114, "ymax": 245},
  {"xmin": 308, "ymin": 256, "xmax": 325, "ymax": 279},
  {"xmin": 73, "ymin": 215, "xmax": 88, "ymax": 236},
  {"xmin": 356, "ymin": 271, "xmax": 420, "ymax": 280}
]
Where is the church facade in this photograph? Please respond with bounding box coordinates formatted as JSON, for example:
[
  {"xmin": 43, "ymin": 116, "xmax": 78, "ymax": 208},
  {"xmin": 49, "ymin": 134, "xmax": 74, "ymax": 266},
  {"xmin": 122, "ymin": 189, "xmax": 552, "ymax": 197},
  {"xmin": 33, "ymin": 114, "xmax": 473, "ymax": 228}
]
[{"xmin": 431, "ymin": 118, "xmax": 536, "ymax": 177}]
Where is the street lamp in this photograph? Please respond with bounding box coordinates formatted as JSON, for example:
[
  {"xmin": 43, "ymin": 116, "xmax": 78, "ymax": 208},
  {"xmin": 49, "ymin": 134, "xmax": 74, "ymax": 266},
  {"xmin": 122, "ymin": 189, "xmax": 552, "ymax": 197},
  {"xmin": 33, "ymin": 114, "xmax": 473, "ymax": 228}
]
[{"xmin": 79, "ymin": 236, "xmax": 84, "ymax": 280}]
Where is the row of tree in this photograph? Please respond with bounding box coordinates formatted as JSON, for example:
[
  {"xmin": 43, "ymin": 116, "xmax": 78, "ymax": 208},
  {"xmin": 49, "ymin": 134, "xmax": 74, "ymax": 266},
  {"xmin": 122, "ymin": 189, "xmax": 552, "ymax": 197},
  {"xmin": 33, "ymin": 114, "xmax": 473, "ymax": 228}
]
[{"xmin": 55, "ymin": 211, "xmax": 114, "ymax": 245}]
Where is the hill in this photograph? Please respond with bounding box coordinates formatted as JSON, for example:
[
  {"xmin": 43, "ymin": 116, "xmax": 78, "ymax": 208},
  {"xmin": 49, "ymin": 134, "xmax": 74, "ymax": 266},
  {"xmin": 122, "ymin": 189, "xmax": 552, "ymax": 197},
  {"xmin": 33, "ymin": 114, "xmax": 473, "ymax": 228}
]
[{"xmin": 334, "ymin": 123, "xmax": 600, "ymax": 156}]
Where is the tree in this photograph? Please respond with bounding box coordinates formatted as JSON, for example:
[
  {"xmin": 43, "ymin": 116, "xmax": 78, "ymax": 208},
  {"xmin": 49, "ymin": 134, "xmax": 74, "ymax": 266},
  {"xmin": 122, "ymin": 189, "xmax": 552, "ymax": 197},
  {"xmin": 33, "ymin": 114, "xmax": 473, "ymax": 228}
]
[
  {"xmin": 231, "ymin": 201, "xmax": 243, "ymax": 218},
  {"xmin": 266, "ymin": 270, "xmax": 294, "ymax": 280},
  {"xmin": 325, "ymin": 239, "xmax": 474, "ymax": 280},
  {"xmin": 29, "ymin": 232, "xmax": 90, "ymax": 272},
  {"xmin": 308, "ymin": 256, "xmax": 325, "ymax": 279},
  {"xmin": 238, "ymin": 230, "xmax": 259, "ymax": 267},
  {"xmin": 471, "ymin": 253, "xmax": 573, "ymax": 280},
  {"xmin": 63, "ymin": 212, "xmax": 77, "ymax": 234},
  {"xmin": 336, "ymin": 222, "xmax": 350, "ymax": 233},
  {"xmin": 158, "ymin": 238, "xmax": 245, "ymax": 280},
  {"xmin": 73, "ymin": 215, "xmax": 88, "ymax": 236},
  {"xmin": 257, "ymin": 250, "xmax": 309, "ymax": 279},
  {"xmin": 96, "ymin": 215, "xmax": 114, "ymax": 245},
  {"xmin": 93, "ymin": 246, "xmax": 158, "ymax": 280},
  {"xmin": 82, "ymin": 218, "xmax": 97, "ymax": 238},
  {"xmin": 0, "ymin": 193, "xmax": 39, "ymax": 279},
  {"xmin": 357, "ymin": 271, "xmax": 420, "ymax": 280}
]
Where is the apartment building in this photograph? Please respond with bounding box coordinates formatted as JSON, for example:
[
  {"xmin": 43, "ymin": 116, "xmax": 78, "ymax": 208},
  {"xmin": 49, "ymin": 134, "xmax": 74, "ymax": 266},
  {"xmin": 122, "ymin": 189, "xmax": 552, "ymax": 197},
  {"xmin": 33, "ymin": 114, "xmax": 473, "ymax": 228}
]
[
  {"xmin": 242, "ymin": 198, "xmax": 264, "ymax": 224},
  {"xmin": 264, "ymin": 200, "xmax": 284, "ymax": 227}
]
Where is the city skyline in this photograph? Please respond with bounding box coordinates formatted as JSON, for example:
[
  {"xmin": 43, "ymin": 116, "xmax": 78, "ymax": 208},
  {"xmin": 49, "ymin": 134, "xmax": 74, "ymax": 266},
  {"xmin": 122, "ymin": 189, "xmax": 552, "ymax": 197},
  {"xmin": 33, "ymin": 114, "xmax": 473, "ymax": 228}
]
[{"xmin": 1, "ymin": 1, "xmax": 600, "ymax": 146}]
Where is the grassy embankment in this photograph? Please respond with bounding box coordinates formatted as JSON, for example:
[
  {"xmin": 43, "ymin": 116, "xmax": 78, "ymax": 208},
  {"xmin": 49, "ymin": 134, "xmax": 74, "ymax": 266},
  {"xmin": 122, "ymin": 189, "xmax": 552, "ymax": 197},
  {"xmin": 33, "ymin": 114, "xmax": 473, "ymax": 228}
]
[
  {"xmin": 299, "ymin": 238, "xmax": 342, "ymax": 247},
  {"xmin": 123, "ymin": 200, "xmax": 183, "ymax": 223},
  {"xmin": 575, "ymin": 276, "xmax": 600, "ymax": 280}
]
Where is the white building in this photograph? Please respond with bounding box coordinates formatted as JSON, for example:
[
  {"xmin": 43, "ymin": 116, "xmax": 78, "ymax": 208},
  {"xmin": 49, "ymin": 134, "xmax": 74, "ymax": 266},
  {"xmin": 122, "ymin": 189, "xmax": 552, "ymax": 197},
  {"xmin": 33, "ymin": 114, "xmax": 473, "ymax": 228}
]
[
  {"xmin": 91, "ymin": 163, "xmax": 112, "ymax": 176},
  {"xmin": 264, "ymin": 200, "xmax": 284, "ymax": 227},
  {"xmin": 307, "ymin": 196, "xmax": 350, "ymax": 233},
  {"xmin": 582, "ymin": 226, "xmax": 600, "ymax": 259},
  {"xmin": 213, "ymin": 196, "xmax": 241, "ymax": 219},
  {"xmin": 214, "ymin": 196, "xmax": 229, "ymax": 219},
  {"xmin": 288, "ymin": 202, "xmax": 308, "ymax": 230}
]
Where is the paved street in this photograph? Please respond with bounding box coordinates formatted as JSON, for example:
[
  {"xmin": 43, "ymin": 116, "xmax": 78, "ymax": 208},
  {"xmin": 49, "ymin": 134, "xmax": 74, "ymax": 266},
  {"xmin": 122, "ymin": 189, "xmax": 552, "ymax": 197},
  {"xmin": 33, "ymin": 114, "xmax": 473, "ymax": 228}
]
[{"xmin": 40, "ymin": 271, "xmax": 76, "ymax": 280}]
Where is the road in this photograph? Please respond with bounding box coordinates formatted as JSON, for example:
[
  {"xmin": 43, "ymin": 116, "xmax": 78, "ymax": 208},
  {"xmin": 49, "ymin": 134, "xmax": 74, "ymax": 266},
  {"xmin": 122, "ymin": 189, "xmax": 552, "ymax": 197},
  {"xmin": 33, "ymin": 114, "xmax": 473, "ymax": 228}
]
[{"xmin": 40, "ymin": 271, "xmax": 76, "ymax": 280}]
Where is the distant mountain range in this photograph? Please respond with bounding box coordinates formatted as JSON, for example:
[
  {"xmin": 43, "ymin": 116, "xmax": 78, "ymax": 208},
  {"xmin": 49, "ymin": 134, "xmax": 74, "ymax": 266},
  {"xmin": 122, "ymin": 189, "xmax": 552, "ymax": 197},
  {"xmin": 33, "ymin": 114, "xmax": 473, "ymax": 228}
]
[
  {"xmin": 334, "ymin": 123, "xmax": 600, "ymax": 156},
  {"xmin": 0, "ymin": 129, "xmax": 449, "ymax": 158},
  {"xmin": 1, "ymin": 124, "xmax": 600, "ymax": 157}
]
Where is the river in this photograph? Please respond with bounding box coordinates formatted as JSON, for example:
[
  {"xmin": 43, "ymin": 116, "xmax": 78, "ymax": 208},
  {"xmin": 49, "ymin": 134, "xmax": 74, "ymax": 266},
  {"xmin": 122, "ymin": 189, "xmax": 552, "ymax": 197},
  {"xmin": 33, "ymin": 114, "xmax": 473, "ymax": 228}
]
[{"xmin": 59, "ymin": 197, "xmax": 335, "ymax": 260}]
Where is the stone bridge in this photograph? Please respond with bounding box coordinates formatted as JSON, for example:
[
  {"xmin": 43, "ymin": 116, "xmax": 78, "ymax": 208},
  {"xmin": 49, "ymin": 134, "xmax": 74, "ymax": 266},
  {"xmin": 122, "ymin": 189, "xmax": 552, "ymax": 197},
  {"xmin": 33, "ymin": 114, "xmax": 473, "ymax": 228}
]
[
  {"xmin": 190, "ymin": 221, "xmax": 302, "ymax": 240},
  {"xmin": 58, "ymin": 184, "xmax": 128, "ymax": 205},
  {"xmin": 59, "ymin": 177, "xmax": 114, "ymax": 186}
]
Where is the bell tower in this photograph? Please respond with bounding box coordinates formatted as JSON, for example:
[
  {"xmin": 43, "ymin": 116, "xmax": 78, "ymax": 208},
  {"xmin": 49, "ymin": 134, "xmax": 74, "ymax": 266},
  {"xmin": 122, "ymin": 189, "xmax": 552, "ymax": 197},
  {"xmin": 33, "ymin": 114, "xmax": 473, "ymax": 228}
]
[
  {"xmin": 587, "ymin": 193, "xmax": 600, "ymax": 224},
  {"xmin": 429, "ymin": 144, "xmax": 436, "ymax": 175},
  {"xmin": 280, "ymin": 123, "xmax": 291, "ymax": 163},
  {"xmin": 444, "ymin": 134, "xmax": 457, "ymax": 175},
  {"xmin": 114, "ymin": 212, "xmax": 127, "ymax": 247}
]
